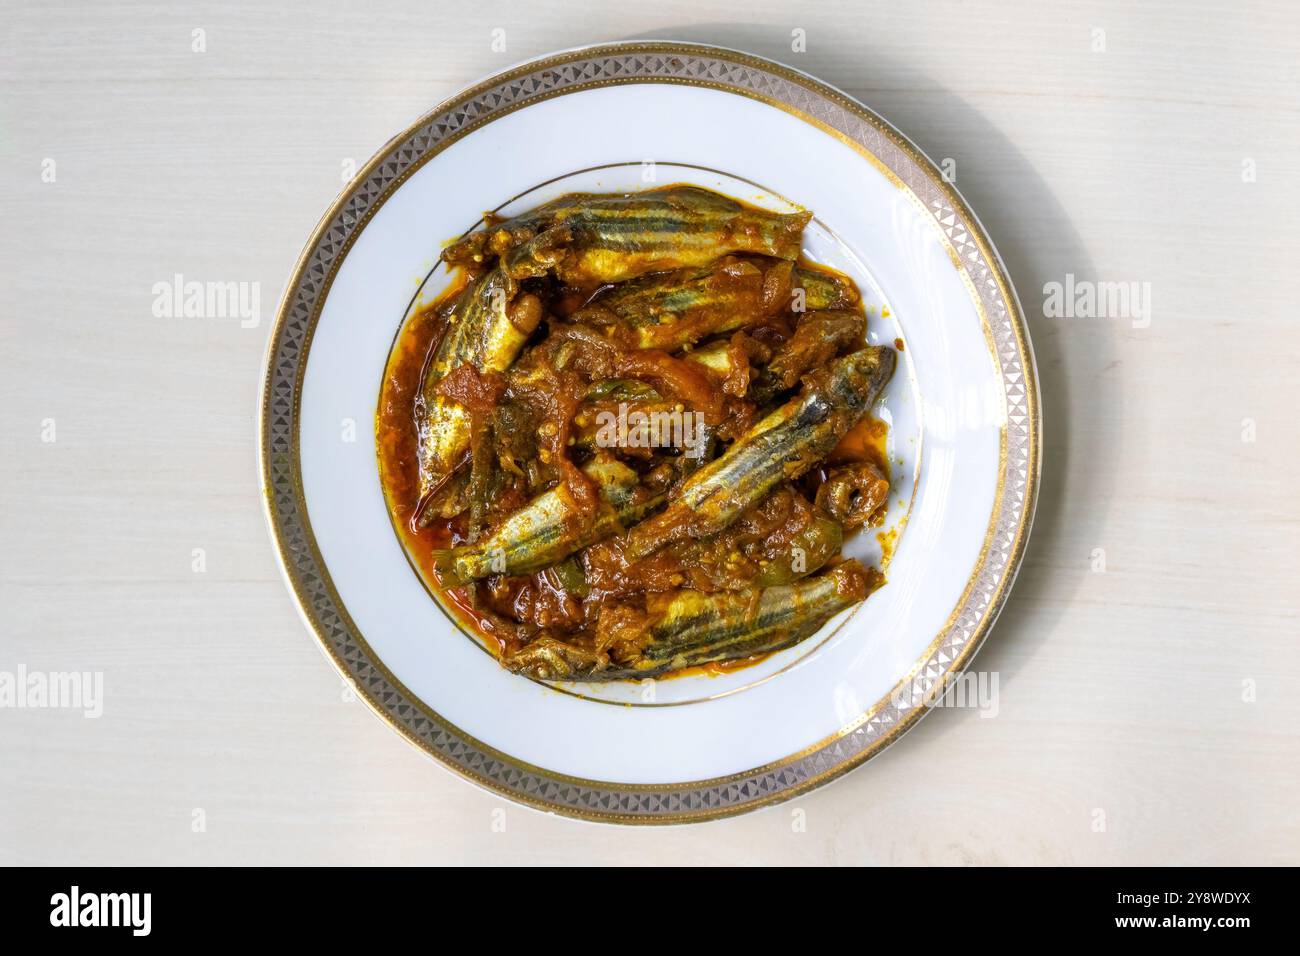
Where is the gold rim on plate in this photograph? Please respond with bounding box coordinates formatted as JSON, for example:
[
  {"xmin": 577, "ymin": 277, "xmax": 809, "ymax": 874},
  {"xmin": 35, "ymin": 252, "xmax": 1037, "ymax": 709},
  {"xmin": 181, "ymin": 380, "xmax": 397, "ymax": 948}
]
[{"xmin": 257, "ymin": 41, "xmax": 1041, "ymax": 824}]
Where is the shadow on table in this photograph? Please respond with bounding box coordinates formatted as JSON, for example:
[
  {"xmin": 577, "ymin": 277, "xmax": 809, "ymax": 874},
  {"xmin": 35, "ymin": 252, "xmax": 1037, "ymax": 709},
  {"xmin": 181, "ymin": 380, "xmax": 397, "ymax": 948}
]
[{"xmin": 617, "ymin": 26, "xmax": 1112, "ymax": 731}]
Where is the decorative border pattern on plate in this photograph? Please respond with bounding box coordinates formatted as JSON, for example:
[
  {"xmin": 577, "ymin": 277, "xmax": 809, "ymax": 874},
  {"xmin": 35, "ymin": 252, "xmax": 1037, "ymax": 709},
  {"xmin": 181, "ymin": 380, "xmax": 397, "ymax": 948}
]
[{"xmin": 259, "ymin": 42, "xmax": 1040, "ymax": 823}]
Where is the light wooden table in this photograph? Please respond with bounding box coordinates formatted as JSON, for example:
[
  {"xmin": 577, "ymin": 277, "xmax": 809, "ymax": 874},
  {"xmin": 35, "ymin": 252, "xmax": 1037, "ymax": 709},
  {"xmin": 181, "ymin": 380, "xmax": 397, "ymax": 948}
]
[{"xmin": 2, "ymin": 0, "xmax": 1297, "ymax": 865}]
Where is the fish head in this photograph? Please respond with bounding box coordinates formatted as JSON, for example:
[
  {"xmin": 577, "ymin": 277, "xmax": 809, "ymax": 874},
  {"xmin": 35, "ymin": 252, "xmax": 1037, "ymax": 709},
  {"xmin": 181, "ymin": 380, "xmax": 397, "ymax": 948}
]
[{"xmin": 832, "ymin": 346, "xmax": 897, "ymax": 409}]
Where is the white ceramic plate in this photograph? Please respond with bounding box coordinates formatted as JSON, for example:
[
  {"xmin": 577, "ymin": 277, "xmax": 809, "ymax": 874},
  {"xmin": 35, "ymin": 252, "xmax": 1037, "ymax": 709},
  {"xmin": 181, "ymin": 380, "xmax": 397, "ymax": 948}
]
[{"xmin": 259, "ymin": 42, "xmax": 1040, "ymax": 823}]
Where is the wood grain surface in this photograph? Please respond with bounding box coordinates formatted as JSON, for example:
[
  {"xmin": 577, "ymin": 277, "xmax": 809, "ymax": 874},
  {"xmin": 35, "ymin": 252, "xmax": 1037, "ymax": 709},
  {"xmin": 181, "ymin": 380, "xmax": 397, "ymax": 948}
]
[{"xmin": 2, "ymin": 0, "xmax": 1297, "ymax": 864}]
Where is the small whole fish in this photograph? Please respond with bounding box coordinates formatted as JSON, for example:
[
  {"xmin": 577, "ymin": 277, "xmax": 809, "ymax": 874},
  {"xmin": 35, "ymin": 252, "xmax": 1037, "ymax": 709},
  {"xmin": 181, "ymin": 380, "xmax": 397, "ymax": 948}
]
[
  {"xmin": 447, "ymin": 186, "xmax": 811, "ymax": 287},
  {"xmin": 504, "ymin": 561, "xmax": 869, "ymax": 680},
  {"xmin": 417, "ymin": 268, "xmax": 542, "ymax": 498},
  {"xmin": 623, "ymin": 347, "xmax": 896, "ymax": 559},
  {"xmin": 576, "ymin": 256, "xmax": 793, "ymax": 351},
  {"xmin": 432, "ymin": 457, "xmax": 664, "ymax": 586}
]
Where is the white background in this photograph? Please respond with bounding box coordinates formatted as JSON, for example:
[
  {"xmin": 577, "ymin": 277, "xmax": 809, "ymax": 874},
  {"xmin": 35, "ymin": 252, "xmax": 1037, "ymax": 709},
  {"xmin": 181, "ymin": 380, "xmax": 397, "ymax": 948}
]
[{"xmin": 2, "ymin": 0, "xmax": 1297, "ymax": 864}]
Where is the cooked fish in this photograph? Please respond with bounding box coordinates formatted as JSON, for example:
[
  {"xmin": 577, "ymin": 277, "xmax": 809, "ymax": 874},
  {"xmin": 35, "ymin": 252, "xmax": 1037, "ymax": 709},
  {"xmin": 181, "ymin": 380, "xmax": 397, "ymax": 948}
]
[
  {"xmin": 576, "ymin": 256, "xmax": 793, "ymax": 350},
  {"xmin": 375, "ymin": 184, "xmax": 905, "ymax": 684},
  {"xmin": 417, "ymin": 269, "xmax": 542, "ymax": 497},
  {"xmin": 449, "ymin": 186, "xmax": 810, "ymax": 287},
  {"xmin": 504, "ymin": 561, "xmax": 869, "ymax": 680},
  {"xmin": 623, "ymin": 346, "xmax": 896, "ymax": 558},
  {"xmin": 433, "ymin": 457, "xmax": 663, "ymax": 585}
]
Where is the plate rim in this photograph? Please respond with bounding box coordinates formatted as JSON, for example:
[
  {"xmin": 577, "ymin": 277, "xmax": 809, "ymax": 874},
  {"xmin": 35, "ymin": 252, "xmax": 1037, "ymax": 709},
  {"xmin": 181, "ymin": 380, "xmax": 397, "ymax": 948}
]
[{"xmin": 257, "ymin": 40, "xmax": 1041, "ymax": 824}]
